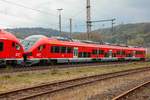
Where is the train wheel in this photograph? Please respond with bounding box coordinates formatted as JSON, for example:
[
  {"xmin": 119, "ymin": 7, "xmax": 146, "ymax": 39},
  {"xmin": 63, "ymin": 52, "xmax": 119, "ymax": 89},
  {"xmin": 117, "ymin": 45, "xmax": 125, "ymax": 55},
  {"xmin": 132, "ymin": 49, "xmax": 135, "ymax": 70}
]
[{"xmin": 50, "ymin": 60, "xmax": 57, "ymax": 65}]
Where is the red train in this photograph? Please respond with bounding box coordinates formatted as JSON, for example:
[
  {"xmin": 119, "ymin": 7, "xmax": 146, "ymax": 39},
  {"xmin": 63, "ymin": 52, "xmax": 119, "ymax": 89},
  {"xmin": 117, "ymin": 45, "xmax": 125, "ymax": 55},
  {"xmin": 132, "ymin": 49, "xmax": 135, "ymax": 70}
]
[
  {"xmin": 0, "ymin": 29, "xmax": 24, "ymax": 65},
  {"xmin": 22, "ymin": 35, "xmax": 146, "ymax": 65}
]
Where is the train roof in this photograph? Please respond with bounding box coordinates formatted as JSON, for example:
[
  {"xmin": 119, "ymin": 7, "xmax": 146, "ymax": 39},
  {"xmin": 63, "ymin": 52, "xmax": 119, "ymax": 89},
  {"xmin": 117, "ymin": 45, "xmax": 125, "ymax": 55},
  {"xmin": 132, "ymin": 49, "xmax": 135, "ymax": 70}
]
[
  {"xmin": 25, "ymin": 35, "xmax": 47, "ymax": 40},
  {"xmin": 22, "ymin": 35, "xmax": 49, "ymax": 51},
  {"xmin": 48, "ymin": 37, "xmax": 146, "ymax": 51},
  {"xmin": 23, "ymin": 35, "xmax": 146, "ymax": 51},
  {"xmin": 0, "ymin": 29, "xmax": 20, "ymax": 43}
]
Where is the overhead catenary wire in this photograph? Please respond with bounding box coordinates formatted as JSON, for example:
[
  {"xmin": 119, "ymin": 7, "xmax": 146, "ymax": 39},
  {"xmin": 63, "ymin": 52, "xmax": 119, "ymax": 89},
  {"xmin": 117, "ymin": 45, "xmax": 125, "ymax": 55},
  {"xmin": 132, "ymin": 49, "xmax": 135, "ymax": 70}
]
[
  {"xmin": 0, "ymin": 0, "xmax": 57, "ymax": 16},
  {"xmin": 0, "ymin": 0, "xmax": 71, "ymax": 20},
  {"xmin": 0, "ymin": 0, "xmax": 88, "ymax": 21},
  {"xmin": 0, "ymin": 10, "xmax": 59, "ymax": 29},
  {"xmin": 0, "ymin": 0, "xmax": 86, "ymax": 32}
]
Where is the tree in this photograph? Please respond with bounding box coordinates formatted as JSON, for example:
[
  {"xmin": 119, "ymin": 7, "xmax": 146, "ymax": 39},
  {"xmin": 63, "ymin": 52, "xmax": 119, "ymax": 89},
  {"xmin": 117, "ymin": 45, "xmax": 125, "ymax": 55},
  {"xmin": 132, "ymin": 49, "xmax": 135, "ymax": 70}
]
[{"xmin": 127, "ymin": 37, "xmax": 144, "ymax": 46}]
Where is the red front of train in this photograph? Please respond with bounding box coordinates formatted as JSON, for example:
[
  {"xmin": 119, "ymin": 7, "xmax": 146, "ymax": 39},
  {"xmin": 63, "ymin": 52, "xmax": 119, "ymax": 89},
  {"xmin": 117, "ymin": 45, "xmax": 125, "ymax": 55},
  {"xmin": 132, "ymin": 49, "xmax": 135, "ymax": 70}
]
[
  {"xmin": 22, "ymin": 35, "xmax": 146, "ymax": 65},
  {"xmin": 0, "ymin": 29, "xmax": 24, "ymax": 65}
]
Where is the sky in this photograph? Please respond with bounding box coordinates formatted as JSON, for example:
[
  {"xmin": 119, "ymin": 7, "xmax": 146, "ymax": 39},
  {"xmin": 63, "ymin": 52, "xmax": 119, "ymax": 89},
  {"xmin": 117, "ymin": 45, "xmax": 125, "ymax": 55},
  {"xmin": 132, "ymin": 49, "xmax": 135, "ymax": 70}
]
[{"xmin": 0, "ymin": 0, "xmax": 149, "ymax": 32}]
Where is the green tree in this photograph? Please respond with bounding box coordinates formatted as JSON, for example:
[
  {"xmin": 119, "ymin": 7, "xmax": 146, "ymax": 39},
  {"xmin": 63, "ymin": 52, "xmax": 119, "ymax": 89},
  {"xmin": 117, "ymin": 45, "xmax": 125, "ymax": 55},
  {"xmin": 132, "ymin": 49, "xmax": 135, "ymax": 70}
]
[{"xmin": 127, "ymin": 37, "xmax": 144, "ymax": 46}]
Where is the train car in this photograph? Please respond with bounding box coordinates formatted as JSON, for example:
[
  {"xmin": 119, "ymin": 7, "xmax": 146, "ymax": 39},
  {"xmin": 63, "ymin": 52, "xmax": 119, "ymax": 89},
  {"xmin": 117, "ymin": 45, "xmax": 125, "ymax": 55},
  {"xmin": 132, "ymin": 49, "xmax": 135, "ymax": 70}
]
[
  {"xmin": 21, "ymin": 35, "xmax": 146, "ymax": 65},
  {"xmin": 0, "ymin": 29, "xmax": 24, "ymax": 65}
]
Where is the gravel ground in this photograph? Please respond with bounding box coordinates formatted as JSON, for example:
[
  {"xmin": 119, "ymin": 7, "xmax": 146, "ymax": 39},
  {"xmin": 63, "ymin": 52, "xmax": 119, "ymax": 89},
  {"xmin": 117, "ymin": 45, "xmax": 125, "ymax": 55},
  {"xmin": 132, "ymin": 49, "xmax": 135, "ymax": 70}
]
[
  {"xmin": 39, "ymin": 71, "xmax": 150, "ymax": 100},
  {"xmin": 1, "ymin": 62, "xmax": 149, "ymax": 93},
  {"xmin": 119, "ymin": 83, "xmax": 150, "ymax": 100}
]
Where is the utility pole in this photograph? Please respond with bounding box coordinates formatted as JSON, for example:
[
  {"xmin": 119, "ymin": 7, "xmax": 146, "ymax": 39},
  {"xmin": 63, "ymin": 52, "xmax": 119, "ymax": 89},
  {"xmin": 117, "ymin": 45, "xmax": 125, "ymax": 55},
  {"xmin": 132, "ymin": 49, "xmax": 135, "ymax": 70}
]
[
  {"xmin": 86, "ymin": 0, "xmax": 91, "ymax": 40},
  {"xmin": 69, "ymin": 18, "xmax": 72, "ymax": 38},
  {"xmin": 57, "ymin": 8, "xmax": 63, "ymax": 35},
  {"xmin": 111, "ymin": 19, "xmax": 115, "ymax": 33}
]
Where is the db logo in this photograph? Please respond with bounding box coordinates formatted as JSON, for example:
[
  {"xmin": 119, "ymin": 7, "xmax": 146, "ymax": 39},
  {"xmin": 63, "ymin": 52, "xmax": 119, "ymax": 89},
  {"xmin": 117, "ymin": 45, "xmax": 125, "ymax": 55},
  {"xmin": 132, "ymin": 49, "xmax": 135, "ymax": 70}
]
[
  {"xmin": 16, "ymin": 53, "xmax": 21, "ymax": 57},
  {"xmin": 36, "ymin": 53, "xmax": 41, "ymax": 57}
]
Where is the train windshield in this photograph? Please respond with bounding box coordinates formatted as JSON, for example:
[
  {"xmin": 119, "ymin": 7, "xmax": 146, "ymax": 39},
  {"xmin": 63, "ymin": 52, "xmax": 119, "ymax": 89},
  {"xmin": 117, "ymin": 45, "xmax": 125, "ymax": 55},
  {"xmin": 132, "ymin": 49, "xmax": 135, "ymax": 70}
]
[{"xmin": 21, "ymin": 35, "xmax": 45, "ymax": 51}]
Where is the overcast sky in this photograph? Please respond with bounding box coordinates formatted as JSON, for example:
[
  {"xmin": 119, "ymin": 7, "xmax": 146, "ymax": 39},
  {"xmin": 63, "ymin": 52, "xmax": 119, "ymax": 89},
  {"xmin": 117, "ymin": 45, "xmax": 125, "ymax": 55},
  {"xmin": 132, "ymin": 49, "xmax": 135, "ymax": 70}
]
[{"xmin": 0, "ymin": 0, "xmax": 149, "ymax": 32}]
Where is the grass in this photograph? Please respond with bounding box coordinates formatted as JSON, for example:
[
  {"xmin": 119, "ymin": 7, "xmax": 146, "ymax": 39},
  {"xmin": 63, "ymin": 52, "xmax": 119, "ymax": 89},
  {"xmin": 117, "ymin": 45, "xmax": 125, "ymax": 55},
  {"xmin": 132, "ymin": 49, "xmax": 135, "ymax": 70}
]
[
  {"xmin": 0, "ymin": 62, "xmax": 150, "ymax": 93},
  {"xmin": 146, "ymin": 53, "xmax": 150, "ymax": 58},
  {"xmin": 50, "ymin": 67, "xmax": 150, "ymax": 100}
]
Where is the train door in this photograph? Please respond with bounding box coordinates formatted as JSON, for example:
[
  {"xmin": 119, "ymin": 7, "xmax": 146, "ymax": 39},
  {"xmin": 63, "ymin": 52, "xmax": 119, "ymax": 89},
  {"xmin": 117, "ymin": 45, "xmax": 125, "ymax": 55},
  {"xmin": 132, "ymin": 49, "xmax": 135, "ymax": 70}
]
[
  {"xmin": 15, "ymin": 43, "xmax": 22, "ymax": 58},
  {"xmin": 96, "ymin": 49, "xmax": 99, "ymax": 58},
  {"xmin": 8, "ymin": 42, "xmax": 22, "ymax": 65},
  {"xmin": 109, "ymin": 50, "xmax": 112, "ymax": 58},
  {"xmin": 10, "ymin": 42, "xmax": 15, "ymax": 58},
  {"xmin": 11, "ymin": 42, "xmax": 22, "ymax": 58},
  {"xmin": 73, "ymin": 47, "xmax": 78, "ymax": 58},
  {"xmin": 133, "ymin": 51, "xmax": 136, "ymax": 58},
  {"xmin": 37, "ymin": 45, "xmax": 46, "ymax": 58}
]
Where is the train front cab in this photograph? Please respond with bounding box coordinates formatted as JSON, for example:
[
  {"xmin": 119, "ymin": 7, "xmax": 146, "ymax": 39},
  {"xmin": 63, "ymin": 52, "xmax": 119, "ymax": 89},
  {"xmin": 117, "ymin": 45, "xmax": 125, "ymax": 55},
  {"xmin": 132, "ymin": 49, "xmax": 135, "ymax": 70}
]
[{"xmin": 0, "ymin": 39, "xmax": 23, "ymax": 66}]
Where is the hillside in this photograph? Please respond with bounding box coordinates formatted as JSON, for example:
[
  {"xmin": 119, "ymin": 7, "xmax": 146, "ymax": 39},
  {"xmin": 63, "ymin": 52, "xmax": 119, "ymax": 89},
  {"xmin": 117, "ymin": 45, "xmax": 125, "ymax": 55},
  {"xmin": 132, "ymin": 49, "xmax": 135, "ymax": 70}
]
[
  {"xmin": 6, "ymin": 28, "xmax": 59, "ymax": 39},
  {"xmin": 93, "ymin": 23, "xmax": 150, "ymax": 47},
  {"xmin": 5, "ymin": 23, "xmax": 150, "ymax": 47}
]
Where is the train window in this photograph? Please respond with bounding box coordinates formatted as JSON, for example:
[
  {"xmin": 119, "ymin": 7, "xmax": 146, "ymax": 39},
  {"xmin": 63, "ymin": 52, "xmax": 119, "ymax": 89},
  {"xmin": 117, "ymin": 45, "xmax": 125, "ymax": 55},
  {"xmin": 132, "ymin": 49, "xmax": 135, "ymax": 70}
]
[
  {"xmin": 127, "ymin": 53, "xmax": 133, "ymax": 57},
  {"xmin": 51, "ymin": 46, "xmax": 60, "ymax": 53},
  {"xmin": 83, "ymin": 52, "xmax": 86, "ymax": 57},
  {"xmin": 38, "ymin": 46, "xmax": 42, "ymax": 51},
  {"xmin": 136, "ymin": 51, "xmax": 143, "ymax": 55},
  {"xmin": 51, "ymin": 46, "xmax": 54, "ymax": 53},
  {"xmin": 43, "ymin": 45, "xmax": 46, "ymax": 49},
  {"xmin": 92, "ymin": 50, "xmax": 97, "ymax": 54},
  {"xmin": 117, "ymin": 51, "xmax": 125, "ymax": 55},
  {"xmin": 104, "ymin": 53, "xmax": 109, "ymax": 57},
  {"xmin": 117, "ymin": 51, "xmax": 119, "ymax": 55},
  {"xmin": 12, "ymin": 42, "xmax": 15, "ymax": 47},
  {"xmin": 51, "ymin": 46, "xmax": 55, "ymax": 53},
  {"xmin": 0, "ymin": 42, "xmax": 3, "ymax": 51},
  {"xmin": 79, "ymin": 52, "xmax": 82, "ymax": 57},
  {"xmin": 112, "ymin": 53, "xmax": 116, "ymax": 57},
  {"xmin": 16, "ymin": 44, "xmax": 21, "ymax": 50},
  {"xmin": 78, "ymin": 52, "xmax": 91, "ymax": 58},
  {"xmin": 88, "ymin": 52, "xmax": 91, "ymax": 57},
  {"xmin": 38, "ymin": 45, "xmax": 45, "ymax": 52},
  {"xmin": 61, "ymin": 46, "xmax": 66, "ymax": 53},
  {"xmin": 122, "ymin": 51, "xmax": 125, "ymax": 55},
  {"xmin": 67, "ymin": 47, "xmax": 72, "ymax": 53},
  {"xmin": 99, "ymin": 50, "xmax": 104, "ymax": 54}
]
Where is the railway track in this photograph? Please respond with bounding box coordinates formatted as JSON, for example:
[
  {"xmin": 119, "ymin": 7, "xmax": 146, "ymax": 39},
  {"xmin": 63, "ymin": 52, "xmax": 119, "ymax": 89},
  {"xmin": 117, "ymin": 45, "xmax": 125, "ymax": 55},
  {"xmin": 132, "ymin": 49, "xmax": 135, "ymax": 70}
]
[
  {"xmin": 0, "ymin": 67, "xmax": 150, "ymax": 100},
  {"xmin": 0, "ymin": 61, "xmax": 145, "ymax": 75},
  {"xmin": 112, "ymin": 81, "xmax": 150, "ymax": 100}
]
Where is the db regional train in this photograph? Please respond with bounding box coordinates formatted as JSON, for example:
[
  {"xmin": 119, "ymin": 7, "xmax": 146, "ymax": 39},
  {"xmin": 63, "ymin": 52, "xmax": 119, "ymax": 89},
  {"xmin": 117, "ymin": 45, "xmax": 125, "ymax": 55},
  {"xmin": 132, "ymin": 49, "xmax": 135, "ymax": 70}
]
[
  {"xmin": 21, "ymin": 35, "xmax": 146, "ymax": 65},
  {"xmin": 0, "ymin": 29, "xmax": 23, "ymax": 65}
]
